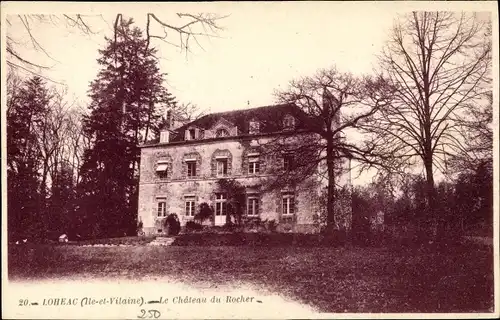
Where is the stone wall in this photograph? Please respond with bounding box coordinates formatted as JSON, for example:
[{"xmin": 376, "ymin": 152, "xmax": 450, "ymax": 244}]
[{"xmin": 138, "ymin": 136, "xmax": 346, "ymax": 235}]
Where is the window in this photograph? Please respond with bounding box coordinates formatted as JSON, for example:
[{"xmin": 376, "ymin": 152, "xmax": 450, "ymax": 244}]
[
  {"xmin": 157, "ymin": 200, "xmax": 167, "ymax": 217},
  {"xmin": 188, "ymin": 128, "xmax": 196, "ymax": 140},
  {"xmin": 160, "ymin": 131, "xmax": 170, "ymax": 143},
  {"xmin": 155, "ymin": 161, "xmax": 169, "ymax": 179},
  {"xmin": 247, "ymin": 195, "xmax": 260, "ymax": 217},
  {"xmin": 283, "ymin": 153, "xmax": 294, "ymax": 171},
  {"xmin": 185, "ymin": 196, "xmax": 196, "ymax": 217},
  {"xmin": 216, "ymin": 158, "xmax": 228, "ymax": 177},
  {"xmin": 283, "ymin": 115, "xmax": 295, "ymax": 130},
  {"xmin": 215, "ymin": 193, "xmax": 227, "ymax": 216},
  {"xmin": 249, "ymin": 121, "xmax": 260, "ymax": 134},
  {"xmin": 187, "ymin": 161, "xmax": 197, "ymax": 177},
  {"xmin": 282, "ymin": 193, "xmax": 295, "ymax": 216},
  {"xmin": 216, "ymin": 128, "xmax": 229, "ymax": 138},
  {"xmin": 248, "ymin": 156, "xmax": 260, "ymax": 174}
]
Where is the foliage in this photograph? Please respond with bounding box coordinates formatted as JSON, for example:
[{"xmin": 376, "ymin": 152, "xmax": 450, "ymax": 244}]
[
  {"xmin": 7, "ymin": 76, "xmax": 50, "ymax": 241},
  {"xmin": 185, "ymin": 220, "xmax": 204, "ymax": 232},
  {"xmin": 216, "ymin": 178, "xmax": 246, "ymax": 225},
  {"xmin": 47, "ymin": 163, "xmax": 76, "ymax": 237},
  {"xmin": 361, "ymin": 12, "xmax": 492, "ymax": 238},
  {"xmin": 316, "ymin": 186, "xmax": 353, "ymax": 231},
  {"xmin": 195, "ymin": 202, "xmax": 213, "ymax": 223},
  {"xmin": 76, "ymin": 18, "xmax": 177, "ymax": 238},
  {"xmin": 165, "ymin": 213, "xmax": 181, "ymax": 236},
  {"xmin": 381, "ymin": 161, "xmax": 493, "ymax": 239},
  {"xmin": 350, "ymin": 187, "xmax": 374, "ymax": 245},
  {"xmin": 265, "ymin": 219, "xmax": 278, "ymax": 232}
]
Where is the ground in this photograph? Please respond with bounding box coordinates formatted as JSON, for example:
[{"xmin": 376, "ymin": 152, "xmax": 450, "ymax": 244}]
[{"xmin": 8, "ymin": 241, "xmax": 493, "ymax": 313}]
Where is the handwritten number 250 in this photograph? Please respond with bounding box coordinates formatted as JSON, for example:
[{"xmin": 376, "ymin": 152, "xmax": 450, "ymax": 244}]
[{"xmin": 137, "ymin": 309, "xmax": 161, "ymax": 319}]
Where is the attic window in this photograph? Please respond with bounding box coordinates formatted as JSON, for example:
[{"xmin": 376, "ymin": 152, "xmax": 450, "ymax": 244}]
[
  {"xmin": 216, "ymin": 128, "xmax": 229, "ymax": 138},
  {"xmin": 188, "ymin": 129, "xmax": 196, "ymax": 140},
  {"xmin": 283, "ymin": 115, "xmax": 295, "ymax": 130},
  {"xmin": 249, "ymin": 120, "xmax": 260, "ymax": 134}
]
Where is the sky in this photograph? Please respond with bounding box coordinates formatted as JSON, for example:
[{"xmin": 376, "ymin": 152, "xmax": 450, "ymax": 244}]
[
  {"xmin": 2, "ymin": 1, "xmax": 498, "ymax": 186},
  {"xmin": 5, "ymin": 2, "xmax": 401, "ymax": 113}
]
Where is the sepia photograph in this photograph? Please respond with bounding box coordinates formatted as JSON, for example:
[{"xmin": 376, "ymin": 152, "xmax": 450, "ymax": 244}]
[{"xmin": 1, "ymin": 1, "xmax": 498, "ymax": 319}]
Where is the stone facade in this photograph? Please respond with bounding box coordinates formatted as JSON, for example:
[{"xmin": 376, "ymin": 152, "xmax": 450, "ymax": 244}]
[{"xmin": 137, "ymin": 104, "xmax": 351, "ymax": 235}]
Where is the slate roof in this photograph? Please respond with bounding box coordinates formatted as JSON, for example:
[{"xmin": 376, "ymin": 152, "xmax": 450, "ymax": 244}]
[{"xmin": 142, "ymin": 103, "xmax": 310, "ymax": 146}]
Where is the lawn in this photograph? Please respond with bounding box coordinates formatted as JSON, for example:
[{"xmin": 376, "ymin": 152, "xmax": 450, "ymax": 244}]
[{"xmin": 8, "ymin": 241, "xmax": 493, "ymax": 313}]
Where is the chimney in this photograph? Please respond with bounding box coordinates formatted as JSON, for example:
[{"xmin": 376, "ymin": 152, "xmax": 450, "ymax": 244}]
[
  {"xmin": 166, "ymin": 110, "xmax": 172, "ymax": 129},
  {"xmin": 166, "ymin": 109, "xmax": 189, "ymax": 131},
  {"xmin": 322, "ymin": 86, "xmax": 341, "ymax": 128}
]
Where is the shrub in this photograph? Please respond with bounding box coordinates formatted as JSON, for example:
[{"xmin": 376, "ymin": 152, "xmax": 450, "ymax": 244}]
[
  {"xmin": 195, "ymin": 202, "xmax": 213, "ymax": 223},
  {"xmin": 266, "ymin": 219, "xmax": 278, "ymax": 232},
  {"xmin": 222, "ymin": 221, "xmax": 243, "ymax": 233},
  {"xmin": 185, "ymin": 220, "xmax": 203, "ymax": 231},
  {"xmin": 165, "ymin": 213, "xmax": 181, "ymax": 236}
]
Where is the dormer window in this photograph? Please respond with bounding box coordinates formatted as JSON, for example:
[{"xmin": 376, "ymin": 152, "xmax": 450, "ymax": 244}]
[
  {"xmin": 216, "ymin": 128, "xmax": 229, "ymax": 138},
  {"xmin": 188, "ymin": 128, "xmax": 196, "ymax": 140},
  {"xmin": 249, "ymin": 120, "xmax": 260, "ymax": 134},
  {"xmin": 185, "ymin": 127, "xmax": 202, "ymax": 141},
  {"xmin": 283, "ymin": 115, "xmax": 295, "ymax": 131}
]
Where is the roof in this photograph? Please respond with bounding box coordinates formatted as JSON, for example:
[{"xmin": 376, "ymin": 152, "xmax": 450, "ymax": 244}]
[{"xmin": 142, "ymin": 103, "xmax": 311, "ymax": 146}]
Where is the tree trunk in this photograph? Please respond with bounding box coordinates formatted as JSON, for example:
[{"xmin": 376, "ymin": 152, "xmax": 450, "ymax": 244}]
[
  {"xmin": 424, "ymin": 156, "xmax": 439, "ymax": 239},
  {"xmin": 326, "ymin": 139, "xmax": 336, "ymax": 233}
]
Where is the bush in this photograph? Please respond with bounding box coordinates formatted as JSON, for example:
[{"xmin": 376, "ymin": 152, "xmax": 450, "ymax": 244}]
[
  {"xmin": 185, "ymin": 220, "xmax": 203, "ymax": 231},
  {"xmin": 195, "ymin": 202, "xmax": 213, "ymax": 223},
  {"xmin": 165, "ymin": 213, "xmax": 181, "ymax": 236},
  {"xmin": 266, "ymin": 219, "xmax": 278, "ymax": 232}
]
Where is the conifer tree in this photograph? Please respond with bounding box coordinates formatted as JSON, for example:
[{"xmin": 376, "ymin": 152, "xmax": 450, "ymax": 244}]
[
  {"xmin": 7, "ymin": 76, "xmax": 51, "ymax": 240},
  {"xmin": 78, "ymin": 18, "xmax": 176, "ymax": 238}
]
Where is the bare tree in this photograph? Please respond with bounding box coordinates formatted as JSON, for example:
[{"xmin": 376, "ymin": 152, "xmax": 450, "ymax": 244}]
[
  {"xmin": 361, "ymin": 12, "xmax": 492, "ymax": 237},
  {"xmin": 448, "ymin": 91, "xmax": 493, "ymax": 174},
  {"xmin": 6, "ymin": 13, "xmax": 226, "ymax": 79},
  {"xmin": 264, "ymin": 67, "xmax": 394, "ymax": 232},
  {"xmin": 5, "ymin": 15, "xmax": 99, "ymax": 80}
]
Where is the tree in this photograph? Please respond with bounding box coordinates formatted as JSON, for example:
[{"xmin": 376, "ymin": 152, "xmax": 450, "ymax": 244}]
[
  {"xmin": 268, "ymin": 67, "xmax": 394, "ymax": 232},
  {"xmin": 77, "ymin": 18, "xmax": 177, "ymax": 238},
  {"xmin": 195, "ymin": 202, "xmax": 214, "ymax": 224},
  {"xmin": 216, "ymin": 179, "xmax": 246, "ymax": 226},
  {"xmin": 47, "ymin": 162, "xmax": 76, "ymax": 238},
  {"xmin": 453, "ymin": 162, "xmax": 493, "ymax": 235},
  {"xmin": 449, "ymin": 92, "xmax": 493, "ymax": 174},
  {"xmin": 7, "ymin": 76, "xmax": 51, "ymax": 240},
  {"xmin": 361, "ymin": 12, "xmax": 491, "ymax": 238}
]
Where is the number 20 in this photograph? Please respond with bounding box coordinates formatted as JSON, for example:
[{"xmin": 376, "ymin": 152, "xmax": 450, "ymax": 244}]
[{"xmin": 18, "ymin": 299, "xmax": 29, "ymax": 306}]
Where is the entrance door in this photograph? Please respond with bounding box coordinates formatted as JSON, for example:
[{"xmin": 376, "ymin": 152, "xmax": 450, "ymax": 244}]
[{"xmin": 214, "ymin": 193, "xmax": 227, "ymax": 226}]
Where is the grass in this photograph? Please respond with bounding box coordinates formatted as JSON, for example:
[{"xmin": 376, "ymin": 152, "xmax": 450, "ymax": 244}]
[
  {"xmin": 69, "ymin": 235, "xmax": 156, "ymax": 246},
  {"xmin": 8, "ymin": 241, "xmax": 493, "ymax": 313}
]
